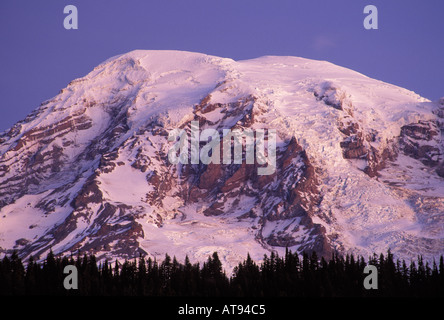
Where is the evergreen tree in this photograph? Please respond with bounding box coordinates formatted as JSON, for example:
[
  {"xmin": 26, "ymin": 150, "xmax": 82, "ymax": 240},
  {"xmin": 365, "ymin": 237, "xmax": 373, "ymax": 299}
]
[
  {"xmin": 24, "ymin": 255, "xmax": 37, "ymax": 295},
  {"xmin": 0, "ymin": 254, "xmax": 12, "ymax": 295},
  {"xmin": 9, "ymin": 251, "xmax": 25, "ymax": 295},
  {"xmin": 137, "ymin": 255, "xmax": 147, "ymax": 296}
]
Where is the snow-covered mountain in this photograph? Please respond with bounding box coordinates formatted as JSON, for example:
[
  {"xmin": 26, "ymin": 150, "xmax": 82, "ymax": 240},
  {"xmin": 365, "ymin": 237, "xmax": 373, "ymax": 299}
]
[{"xmin": 1, "ymin": 50, "xmax": 443, "ymax": 270}]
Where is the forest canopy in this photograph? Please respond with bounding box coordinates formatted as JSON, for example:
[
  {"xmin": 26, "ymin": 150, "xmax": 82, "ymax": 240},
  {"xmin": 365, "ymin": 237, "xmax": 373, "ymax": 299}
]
[{"xmin": 0, "ymin": 249, "xmax": 443, "ymax": 297}]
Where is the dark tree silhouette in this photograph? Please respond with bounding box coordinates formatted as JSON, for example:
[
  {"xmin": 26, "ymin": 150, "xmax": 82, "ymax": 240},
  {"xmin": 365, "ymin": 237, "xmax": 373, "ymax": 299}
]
[{"xmin": 0, "ymin": 249, "xmax": 442, "ymax": 297}]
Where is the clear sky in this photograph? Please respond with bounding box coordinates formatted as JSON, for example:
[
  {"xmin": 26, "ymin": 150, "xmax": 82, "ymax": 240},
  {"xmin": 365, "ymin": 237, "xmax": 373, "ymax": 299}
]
[{"xmin": 1, "ymin": 0, "xmax": 443, "ymax": 132}]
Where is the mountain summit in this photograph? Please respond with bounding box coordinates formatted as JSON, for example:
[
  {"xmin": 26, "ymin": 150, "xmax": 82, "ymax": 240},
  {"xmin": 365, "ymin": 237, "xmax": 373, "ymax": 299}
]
[{"xmin": 1, "ymin": 50, "xmax": 443, "ymax": 270}]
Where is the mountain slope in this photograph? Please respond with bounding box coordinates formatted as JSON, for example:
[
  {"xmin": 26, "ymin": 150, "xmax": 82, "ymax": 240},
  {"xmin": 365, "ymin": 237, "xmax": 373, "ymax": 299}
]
[{"xmin": 0, "ymin": 50, "xmax": 443, "ymax": 270}]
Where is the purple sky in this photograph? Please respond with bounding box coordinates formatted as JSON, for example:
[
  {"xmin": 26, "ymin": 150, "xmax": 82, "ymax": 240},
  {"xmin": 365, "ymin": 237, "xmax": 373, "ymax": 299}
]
[{"xmin": 1, "ymin": 0, "xmax": 443, "ymax": 132}]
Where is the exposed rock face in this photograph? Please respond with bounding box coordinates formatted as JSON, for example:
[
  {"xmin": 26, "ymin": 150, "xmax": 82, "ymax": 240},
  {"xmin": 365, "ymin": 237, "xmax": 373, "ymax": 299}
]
[
  {"xmin": 0, "ymin": 51, "xmax": 443, "ymax": 270},
  {"xmin": 400, "ymin": 121, "xmax": 442, "ymax": 166}
]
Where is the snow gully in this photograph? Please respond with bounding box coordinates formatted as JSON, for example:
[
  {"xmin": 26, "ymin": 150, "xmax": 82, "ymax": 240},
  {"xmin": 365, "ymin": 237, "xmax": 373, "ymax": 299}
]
[{"xmin": 168, "ymin": 121, "xmax": 277, "ymax": 175}]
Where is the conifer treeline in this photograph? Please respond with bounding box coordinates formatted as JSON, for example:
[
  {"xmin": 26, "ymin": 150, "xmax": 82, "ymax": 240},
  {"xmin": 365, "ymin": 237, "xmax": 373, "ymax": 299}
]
[{"xmin": 0, "ymin": 249, "xmax": 443, "ymax": 297}]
